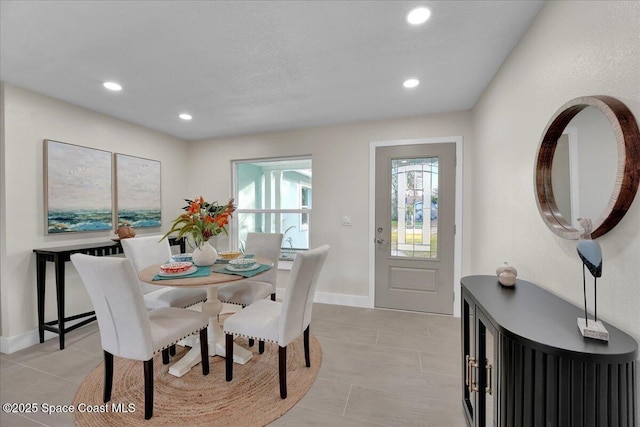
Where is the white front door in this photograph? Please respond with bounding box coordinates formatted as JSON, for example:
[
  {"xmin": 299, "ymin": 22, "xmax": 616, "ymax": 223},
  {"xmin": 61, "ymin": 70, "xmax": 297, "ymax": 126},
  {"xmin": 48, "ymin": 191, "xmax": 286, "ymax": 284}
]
[{"xmin": 374, "ymin": 143, "xmax": 456, "ymax": 314}]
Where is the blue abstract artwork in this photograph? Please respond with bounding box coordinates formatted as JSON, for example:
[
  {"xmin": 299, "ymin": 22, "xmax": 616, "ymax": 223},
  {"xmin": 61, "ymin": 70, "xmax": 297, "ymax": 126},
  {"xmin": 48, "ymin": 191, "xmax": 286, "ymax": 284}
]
[
  {"xmin": 45, "ymin": 140, "xmax": 113, "ymax": 233},
  {"xmin": 115, "ymin": 154, "xmax": 161, "ymax": 228}
]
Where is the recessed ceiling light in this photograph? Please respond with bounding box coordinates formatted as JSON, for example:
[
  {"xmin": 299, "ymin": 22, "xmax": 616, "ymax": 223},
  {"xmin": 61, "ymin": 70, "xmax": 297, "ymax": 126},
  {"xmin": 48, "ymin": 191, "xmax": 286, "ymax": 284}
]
[
  {"xmin": 179, "ymin": 113, "xmax": 192, "ymax": 121},
  {"xmin": 403, "ymin": 78, "xmax": 420, "ymax": 88},
  {"xmin": 103, "ymin": 81, "xmax": 122, "ymax": 91},
  {"xmin": 406, "ymin": 7, "xmax": 431, "ymax": 25}
]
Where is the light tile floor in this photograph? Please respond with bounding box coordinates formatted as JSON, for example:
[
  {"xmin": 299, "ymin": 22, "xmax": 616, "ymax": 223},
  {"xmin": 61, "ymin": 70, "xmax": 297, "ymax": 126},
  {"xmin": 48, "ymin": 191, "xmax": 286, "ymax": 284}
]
[{"xmin": 0, "ymin": 303, "xmax": 465, "ymax": 426}]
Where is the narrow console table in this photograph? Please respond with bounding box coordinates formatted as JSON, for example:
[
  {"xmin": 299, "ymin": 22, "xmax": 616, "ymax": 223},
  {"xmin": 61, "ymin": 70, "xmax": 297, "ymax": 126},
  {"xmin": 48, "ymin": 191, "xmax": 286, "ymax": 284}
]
[
  {"xmin": 33, "ymin": 237, "xmax": 185, "ymax": 350},
  {"xmin": 461, "ymin": 275, "xmax": 637, "ymax": 427}
]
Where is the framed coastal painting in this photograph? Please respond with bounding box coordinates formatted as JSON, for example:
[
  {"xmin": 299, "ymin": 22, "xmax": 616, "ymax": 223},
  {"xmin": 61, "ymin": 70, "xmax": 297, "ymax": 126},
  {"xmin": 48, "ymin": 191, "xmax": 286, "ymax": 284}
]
[
  {"xmin": 115, "ymin": 154, "xmax": 161, "ymax": 228},
  {"xmin": 44, "ymin": 140, "xmax": 113, "ymax": 233}
]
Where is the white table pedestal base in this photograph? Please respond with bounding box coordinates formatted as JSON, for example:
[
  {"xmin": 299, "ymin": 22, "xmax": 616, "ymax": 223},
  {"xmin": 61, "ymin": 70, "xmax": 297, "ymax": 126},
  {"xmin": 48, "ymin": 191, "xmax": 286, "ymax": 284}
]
[{"xmin": 169, "ymin": 286, "xmax": 252, "ymax": 377}]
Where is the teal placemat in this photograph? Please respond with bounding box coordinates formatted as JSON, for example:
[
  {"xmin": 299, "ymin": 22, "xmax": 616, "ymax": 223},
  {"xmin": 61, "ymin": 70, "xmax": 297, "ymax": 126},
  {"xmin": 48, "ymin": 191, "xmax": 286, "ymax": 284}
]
[
  {"xmin": 213, "ymin": 263, "xmax": 271, "ymax": 278},
  {"xmin": 153, "ymin": 266, "xmax": 211, "ymax": 281}
]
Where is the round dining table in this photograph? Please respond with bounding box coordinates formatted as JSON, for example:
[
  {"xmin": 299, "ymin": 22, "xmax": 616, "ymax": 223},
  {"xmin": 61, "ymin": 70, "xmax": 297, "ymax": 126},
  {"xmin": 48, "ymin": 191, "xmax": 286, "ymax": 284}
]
[{"xmin": 139, "ymin": 257, "xmax": 272, "ymax": 377}]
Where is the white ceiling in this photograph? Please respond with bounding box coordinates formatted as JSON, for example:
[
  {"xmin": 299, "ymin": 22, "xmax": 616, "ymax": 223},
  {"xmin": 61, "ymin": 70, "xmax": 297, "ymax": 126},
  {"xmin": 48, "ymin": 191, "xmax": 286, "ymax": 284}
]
[{"xmin": 0, "ymin": 0, "xmax": 545, "ymax": 141}]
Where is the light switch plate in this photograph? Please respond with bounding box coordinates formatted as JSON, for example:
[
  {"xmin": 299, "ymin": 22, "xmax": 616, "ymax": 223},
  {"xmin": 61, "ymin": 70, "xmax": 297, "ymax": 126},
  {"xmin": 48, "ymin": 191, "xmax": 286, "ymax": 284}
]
[{"xmin": 341, "ymin": 215, "xmax": 352, "ymax": 226}]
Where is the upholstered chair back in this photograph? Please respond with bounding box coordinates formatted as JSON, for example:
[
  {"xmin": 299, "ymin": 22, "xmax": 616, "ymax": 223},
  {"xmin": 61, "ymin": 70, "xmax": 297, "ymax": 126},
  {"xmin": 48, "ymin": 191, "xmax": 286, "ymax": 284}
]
[
  {"xmin": 121, "ymin": 235, "xmax": 172, "ymax": 294},
  {"xmin": 71, "ymin": 254, "xmax": 154, "ymax": 361},
  {"xmin": 278, "ymin": 245, "xmax": 330, "ymax": 347},
  {"xmin": 245, "ymin": 232, "xmax": 283, "ymax": 285}
]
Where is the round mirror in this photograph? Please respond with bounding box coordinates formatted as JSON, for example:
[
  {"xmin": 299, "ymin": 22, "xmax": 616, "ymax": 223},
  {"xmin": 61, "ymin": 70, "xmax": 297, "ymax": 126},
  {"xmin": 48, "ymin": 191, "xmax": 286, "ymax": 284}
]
[
  {"xmin": 551, "ymin": 106, "xmax": 618, "ymax": 229},
  {"xmin": 535, "ymin": 96, "xmax": 640, "ymax": 239}
]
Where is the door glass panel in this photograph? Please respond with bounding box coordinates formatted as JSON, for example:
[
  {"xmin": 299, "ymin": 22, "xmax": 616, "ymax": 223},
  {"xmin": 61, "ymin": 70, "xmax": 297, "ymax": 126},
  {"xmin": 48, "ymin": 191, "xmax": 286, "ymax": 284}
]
[
  {"xmin": 485, "ymin": 327, "xmax": 495, "ymax": 426},
  {"xmin": 463, "ymin": 299, "xmax": 475, "ymax": 420},
  {"xmin": 390, "ymin": 157, "xmax": 439, "ymax": 258}
]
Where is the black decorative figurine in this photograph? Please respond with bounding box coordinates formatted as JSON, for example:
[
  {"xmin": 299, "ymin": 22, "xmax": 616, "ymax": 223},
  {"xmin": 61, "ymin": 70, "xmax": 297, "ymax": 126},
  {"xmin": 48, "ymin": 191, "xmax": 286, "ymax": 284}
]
[{"xmin": 576, "ymin": 218, "xmax": 608, "ymax": 341}]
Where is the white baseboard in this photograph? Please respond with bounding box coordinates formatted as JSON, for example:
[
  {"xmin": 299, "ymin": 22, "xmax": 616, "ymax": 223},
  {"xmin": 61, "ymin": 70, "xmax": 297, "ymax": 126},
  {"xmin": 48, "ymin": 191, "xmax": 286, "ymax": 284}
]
[
  {"xmin": 313, "ymin": 291, "xmax": 372, "ymax": 308},
  {"xmin": 0, "ymin": 329, "xmax": 57, "ymax": 354},
  {"xmin": 275, "ymin": 287, "xmax": 372, "ymax": 308}
]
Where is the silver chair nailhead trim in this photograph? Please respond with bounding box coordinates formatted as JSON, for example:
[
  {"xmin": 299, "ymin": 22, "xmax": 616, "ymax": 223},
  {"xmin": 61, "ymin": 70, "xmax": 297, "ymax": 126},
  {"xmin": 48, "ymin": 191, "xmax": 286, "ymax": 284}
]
[
  {"xmin": 222, "ymin": 331, "xmax": 278, "ymax": 344},
  {"xmin": 155, "ymin": 325, "xmax": 208, "ymax": 354}
]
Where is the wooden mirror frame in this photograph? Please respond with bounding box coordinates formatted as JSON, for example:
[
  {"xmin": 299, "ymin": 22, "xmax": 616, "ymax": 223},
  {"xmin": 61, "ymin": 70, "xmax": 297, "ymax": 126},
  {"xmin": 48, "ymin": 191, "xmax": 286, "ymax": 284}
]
[{"xmin": 535, "ymin": 95, "xmax": 640, "ymax": 239}]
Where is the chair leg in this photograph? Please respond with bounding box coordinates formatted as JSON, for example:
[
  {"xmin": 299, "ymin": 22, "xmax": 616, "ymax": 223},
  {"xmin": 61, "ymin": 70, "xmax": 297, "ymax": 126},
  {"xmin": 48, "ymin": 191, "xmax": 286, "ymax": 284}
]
[
  {"xmin": 199, "ymin": 328, "xmax": 209, "ymax": 375},
  {"xmin": 304, "ymin": 325, "xmax": 311, "ymax": 367},
  {"xmin": 103, "ymin": 351, "xmax": 113, "ymax": 403},
  {"xmin": 279, "ymin": 346, "xmax": 287, "ymax": 399},
  {"xmin": 259, "ymin": 340, "xmax": 265, "ymax": 354},
  {"xmin": 225, "ymin": 333, "xmax": 234, "ymax": 381},
  {"xmin": 271, "ymin": 293, "xmax": 276, "ymax": 301},
  {"xmin": 248, "ymin": 338, "xmax": 255, "ymax": 347},
  {"xmin": 162, "ymin": 348, "xmax": 170, "ymax": 365},
  {"xmin": 143, "ymin": 359, "xmax": 154, "ymax": 420},
  {"xmin": 169, "ymin": 344, "xmax": 176, "ymax": 356}
]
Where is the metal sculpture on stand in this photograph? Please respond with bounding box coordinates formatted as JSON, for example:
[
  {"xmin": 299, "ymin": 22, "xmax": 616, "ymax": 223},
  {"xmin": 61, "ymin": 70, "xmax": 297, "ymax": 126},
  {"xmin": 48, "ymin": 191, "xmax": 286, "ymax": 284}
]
[{"xmin": 576, "ymin": 218, "xmax": 608, "ymax": 341}]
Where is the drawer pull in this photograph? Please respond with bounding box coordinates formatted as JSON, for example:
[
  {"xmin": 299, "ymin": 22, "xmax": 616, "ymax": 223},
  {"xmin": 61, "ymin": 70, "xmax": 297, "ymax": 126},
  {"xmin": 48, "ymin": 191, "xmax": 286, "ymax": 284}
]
[
  {"xmin": 467, "ymin": 356, "xmax": 478, "ymax": 393},
  {"xmin": 465, "ymin": 355, "xmax": 470, "ymax": 387},
  {"xmin": 485, "ymin": 360, "xmax": 493, "ymax": 395}
]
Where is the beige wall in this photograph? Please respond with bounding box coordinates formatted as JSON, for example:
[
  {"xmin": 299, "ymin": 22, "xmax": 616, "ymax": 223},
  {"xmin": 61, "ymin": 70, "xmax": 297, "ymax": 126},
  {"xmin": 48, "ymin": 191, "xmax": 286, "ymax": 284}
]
[
  {"xmin": 186, "ymin": 112, "xmax": 473, "ymax": 304},
  {"xmin": 469, "ymin": 0, "xmax": 640, "ymax": 347},
  {"xmin": 0, "ymin": 83, "xmax": 190, "ymax": 350}
]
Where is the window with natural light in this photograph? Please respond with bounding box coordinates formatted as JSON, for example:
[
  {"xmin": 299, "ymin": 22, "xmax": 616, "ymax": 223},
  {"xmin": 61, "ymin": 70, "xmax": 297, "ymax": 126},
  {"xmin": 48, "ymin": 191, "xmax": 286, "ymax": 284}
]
[{"xmin": 233, "ymin": 157, "xmax": 312, "ymax": 261}]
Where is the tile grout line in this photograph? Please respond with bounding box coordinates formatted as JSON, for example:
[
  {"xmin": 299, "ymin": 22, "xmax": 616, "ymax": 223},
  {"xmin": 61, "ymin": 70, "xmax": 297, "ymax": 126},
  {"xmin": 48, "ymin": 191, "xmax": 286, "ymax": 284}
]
[
  {"xmin": 342, "ymin": 384, "xmax": 353, "ymax": 416},
  {"xmin": 343, "ymin": 382, "xmax": 462, "ymax": 409},
  {"xmin": 4, "ymin": 362, "xmax": 88, "ymax": 386},
  {"xmin": 14, "ymin": 413, "xmax": 50, "ymax": 427},
  {"xmin": 319, "ymin": 353, "xmax": 463, "ymax": 383},
  {"xmin": 5, "ymin": 345, "xmax": 102, "ymax": 369}
]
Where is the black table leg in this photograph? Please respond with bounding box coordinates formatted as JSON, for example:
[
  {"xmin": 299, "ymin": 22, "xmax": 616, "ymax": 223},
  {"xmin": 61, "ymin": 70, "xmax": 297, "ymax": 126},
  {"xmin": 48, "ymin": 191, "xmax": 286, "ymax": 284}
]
[
  {"xmin": 54, "ymin": 255, "xmax": 66, "ymax": 350},
  {"xmin": 35, "ymin": 239, "xmax": 181, "ymax": 351},
  {"xmin": 37, "ymin": 255, "xmax": 47, "ymax": 343}
]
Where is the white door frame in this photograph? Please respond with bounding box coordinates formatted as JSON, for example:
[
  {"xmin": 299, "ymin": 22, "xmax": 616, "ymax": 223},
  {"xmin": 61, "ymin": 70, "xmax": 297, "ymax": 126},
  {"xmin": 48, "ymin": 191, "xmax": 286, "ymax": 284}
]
[{"xmin": 369, "ymin": 136, "xmax": 463, "ymax": 317}]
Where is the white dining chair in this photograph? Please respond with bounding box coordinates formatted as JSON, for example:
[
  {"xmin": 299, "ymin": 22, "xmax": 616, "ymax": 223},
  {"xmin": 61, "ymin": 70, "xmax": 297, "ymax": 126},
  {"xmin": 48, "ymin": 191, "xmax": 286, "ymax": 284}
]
[
  {"xmin": 71, "ymin": 254, "xmax": 209, "ymax": 420},
  {"xmin": 223, "ymin": 244, "xmax": 329, "ymax": 399},
  {"xmin": 121, "ymin": 235, "xmax": 207, "ymax": 310},
  {"xmin": 217, "ymin": 232, "xmax": 283, "ymax": 306},
  {"xmin": 217, "ymin": 232, "xmax": 283, "ymax": 349}
]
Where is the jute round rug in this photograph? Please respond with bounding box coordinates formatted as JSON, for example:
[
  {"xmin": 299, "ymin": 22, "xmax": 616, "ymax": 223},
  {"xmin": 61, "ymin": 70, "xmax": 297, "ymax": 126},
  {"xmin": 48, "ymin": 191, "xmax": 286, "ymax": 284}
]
[{"xmin": 73, "ymin": 335, "xmax": 321, "ymax": 426}]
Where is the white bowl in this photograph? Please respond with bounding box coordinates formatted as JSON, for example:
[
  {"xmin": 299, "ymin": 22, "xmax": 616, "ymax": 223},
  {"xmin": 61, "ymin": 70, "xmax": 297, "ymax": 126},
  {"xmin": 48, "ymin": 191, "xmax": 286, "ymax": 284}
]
[
  {"xmin": 171, "ymin": 253, "xmax": 193, "ymax": 263},
  {"xmin": 228, "ymin": 258, "xmax": 256, "ymax": 269}
]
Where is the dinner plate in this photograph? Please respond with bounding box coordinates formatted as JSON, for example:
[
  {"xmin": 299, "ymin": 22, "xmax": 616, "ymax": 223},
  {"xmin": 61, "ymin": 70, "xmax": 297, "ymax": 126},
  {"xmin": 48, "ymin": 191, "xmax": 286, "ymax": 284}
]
[
  {"xmin": 158, "ymin": 265, "xmax": 198, "ymax": 277},
  {"xmin": 225, "ymin": 263, "xmax": 260, "ymax": 272}
]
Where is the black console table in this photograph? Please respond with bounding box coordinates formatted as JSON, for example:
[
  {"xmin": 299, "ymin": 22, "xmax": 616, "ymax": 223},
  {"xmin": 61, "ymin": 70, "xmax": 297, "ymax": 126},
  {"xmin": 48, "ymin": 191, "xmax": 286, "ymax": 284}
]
[
  {"xmin": 33, "ymin": 237, "xmax": 185, "ymax": 350},
  {"xmin": 461, "ymin": 275, "xmax": 637, "ymax": 427}
]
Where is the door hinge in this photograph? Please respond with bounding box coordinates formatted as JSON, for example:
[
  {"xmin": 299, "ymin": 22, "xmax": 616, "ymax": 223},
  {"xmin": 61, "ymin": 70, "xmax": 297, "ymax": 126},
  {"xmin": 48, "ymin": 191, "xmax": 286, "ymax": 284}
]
[{"xmin": 454, "ymin": 224, "xmax": 456, "ymax": 235}]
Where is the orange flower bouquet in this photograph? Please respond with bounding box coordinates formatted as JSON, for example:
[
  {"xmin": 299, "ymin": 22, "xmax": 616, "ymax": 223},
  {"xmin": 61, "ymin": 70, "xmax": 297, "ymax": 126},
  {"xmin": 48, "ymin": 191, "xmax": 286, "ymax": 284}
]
[{"xmin": 162, "ymin": 197, "xmax": 235, "ymax": 248}]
